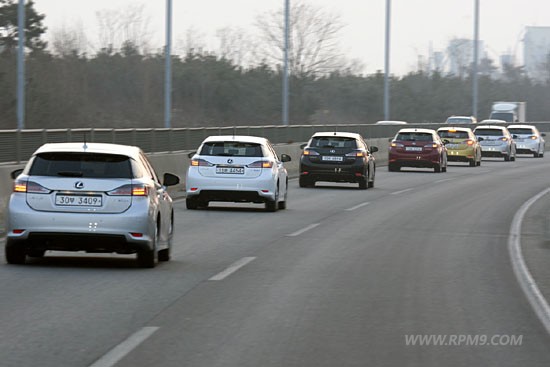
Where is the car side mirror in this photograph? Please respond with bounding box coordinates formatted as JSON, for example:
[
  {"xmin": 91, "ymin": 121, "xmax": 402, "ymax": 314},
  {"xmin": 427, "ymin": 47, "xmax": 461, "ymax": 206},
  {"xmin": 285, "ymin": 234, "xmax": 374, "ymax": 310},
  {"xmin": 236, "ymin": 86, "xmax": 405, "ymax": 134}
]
[
  {"xmin": 11, "ymin": 168, "xmax": 23, "ymax": 179},
  {"xmin": 281, "ymin": 154, "xmax": 291, "ymax": 162},
  {"xmin": 163, "ymin": 172, "xmax": 180, "ymax": 187},
  {"xmin": 370, "ymin": 146, "xmax": 379, "ymax": 153},
  {"xmin": 512, "ymin": 135, "xmax": 518, "ymax": 139},
  {"xmin": 477, "ymin": 137, "xmax": 484, "ymax": 141},
  {"xmin": 300, "ymin": 143, "xmax": 307, "ymax": 149},
  {"xmin": 187, "ymin": 152, "xmax": 195, "ymax": 159},
  {"xmin": 388, "ymin": 138, "xmax": 393, "ymax": 142},
  {"xmin": 443, "ymin": 139, "xmax": 450, "ymax": 145},
  {"xmin": 542, "ymin": 133, "xmax": 546, "ymax": 137}
]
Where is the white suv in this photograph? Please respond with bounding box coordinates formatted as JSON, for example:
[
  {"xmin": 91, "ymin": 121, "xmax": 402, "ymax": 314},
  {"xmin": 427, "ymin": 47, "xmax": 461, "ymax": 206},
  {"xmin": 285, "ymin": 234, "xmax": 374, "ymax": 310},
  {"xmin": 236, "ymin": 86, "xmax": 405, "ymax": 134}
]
[{"xmin": 186, "ymin": 136, "xmax": 291, "ymax": 211}]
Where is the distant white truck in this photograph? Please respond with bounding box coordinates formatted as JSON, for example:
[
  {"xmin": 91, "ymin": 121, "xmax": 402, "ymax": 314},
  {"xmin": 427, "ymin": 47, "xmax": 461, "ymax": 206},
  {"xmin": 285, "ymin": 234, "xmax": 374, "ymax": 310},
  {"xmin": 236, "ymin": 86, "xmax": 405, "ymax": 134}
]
[{"xmin": 489, "ymin": 102, "xmax": 526, "ymax": 123}]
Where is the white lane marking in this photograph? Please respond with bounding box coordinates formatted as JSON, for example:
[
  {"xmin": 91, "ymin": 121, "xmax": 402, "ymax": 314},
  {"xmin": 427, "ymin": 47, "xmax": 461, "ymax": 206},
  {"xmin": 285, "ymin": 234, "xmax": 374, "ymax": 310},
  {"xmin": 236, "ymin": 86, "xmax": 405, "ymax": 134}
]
[
  {"xmin": 391, "ymin": 188, "xmax": 413, "ymax": 195},
  {"xmin": 345, "ymin": 202, "xmax": 370, "ymax": 211},
  {"xmin": 435, "ymin": 178, "xmax": 452, "ymax": 183},
  {"xmin": 509, "ymin": 187, "xmax": 550, "ymax": 335},
  {"xmin": 89, "ymin": 327, "xmax": 159, "ymax": 367},
  {"xmin": 286, "ymin": 223, "xmax": 321, "ymax": 237},
  {"xmin": 209, "ymin": 257, "xmax": 256, "ymax": 281}
]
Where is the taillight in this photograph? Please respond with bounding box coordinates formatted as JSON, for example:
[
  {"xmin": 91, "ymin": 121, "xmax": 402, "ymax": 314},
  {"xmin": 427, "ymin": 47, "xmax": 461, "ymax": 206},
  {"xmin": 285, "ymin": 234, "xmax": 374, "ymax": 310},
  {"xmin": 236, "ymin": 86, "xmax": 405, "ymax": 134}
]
[
  {"xmin": 465, "ymin": 140, "xmax": 475, "ymax": 146},
  {"xmin": 501, "ymin": 137, "xmax": 508, "ymax": 142},
  {"xmin": 345, "ymin": 151, "xmax": 366, "ymax": 157},
  {"xmin": 107, "ymin": 184, "xmax": 148, "ymax": 196},
  {"xmin": 191, "ymin": 159, "xmax": 213, "ymax": 167},
  {"xmin": 531, "ymin": 136, "xmax": 538, "ymax": 140},
  {"xmin": 302, "ymin": 149, "xmax": 320, "ymax": 156},
  {"xmin": 13, "ymin": 180, "xmax": 51, "ymax": 194},
  {"xmin": 390, "ymin": 142, "xmax": 404, "ymax": 148},
  {"xmin": 247, "ymin": 161, "xmax": 273, "ymax": 168}
]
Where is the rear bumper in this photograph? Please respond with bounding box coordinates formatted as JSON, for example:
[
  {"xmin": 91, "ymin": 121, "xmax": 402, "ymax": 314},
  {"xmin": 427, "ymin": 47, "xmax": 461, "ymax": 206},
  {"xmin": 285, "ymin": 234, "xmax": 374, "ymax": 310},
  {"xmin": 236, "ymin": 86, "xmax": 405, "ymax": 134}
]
[
  {"xmin": 299, "ymin": 160, "xmax": 366, "ymax": 183},
  {"xmin": 480, "ymin": 145, "xmax": 508, "ymax": 157},
  {"xmin": 388, "ymin": 150, "xmax": 441, "ymax": 168},
  {"xmin": 447, "ymin": 148, "xmax": 476, "ymax": 162}
]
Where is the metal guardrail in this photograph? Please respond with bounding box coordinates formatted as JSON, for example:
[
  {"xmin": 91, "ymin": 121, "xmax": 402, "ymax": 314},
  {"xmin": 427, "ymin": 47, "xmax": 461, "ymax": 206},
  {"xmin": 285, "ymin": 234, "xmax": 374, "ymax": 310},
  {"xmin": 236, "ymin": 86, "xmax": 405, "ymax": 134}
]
[{"xmin": 1, "ymin": 122, "xmax": 549, "ymax": 164}]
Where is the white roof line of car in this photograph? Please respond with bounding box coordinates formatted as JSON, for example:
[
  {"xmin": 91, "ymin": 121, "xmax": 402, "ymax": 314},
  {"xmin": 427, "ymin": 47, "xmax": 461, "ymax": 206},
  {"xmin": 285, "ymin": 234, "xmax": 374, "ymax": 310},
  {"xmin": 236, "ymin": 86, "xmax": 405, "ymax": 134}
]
[
  {"xmin": 202, "ymin": 135, "xmax": 268, "ymax": 143},
  {"xmin": 34, "ymin": 142, "xmax": 141, "ymax": 158}
]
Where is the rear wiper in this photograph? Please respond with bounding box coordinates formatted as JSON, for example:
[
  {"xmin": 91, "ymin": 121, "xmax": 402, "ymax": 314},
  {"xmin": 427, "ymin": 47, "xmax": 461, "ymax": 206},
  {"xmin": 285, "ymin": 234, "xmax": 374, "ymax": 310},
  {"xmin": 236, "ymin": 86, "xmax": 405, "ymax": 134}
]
[
  {"xmin": 215, "ymin": 153, "xmax": 234, "ymax": 156},
  {"xmin": 57, "ymin": 171, "xmax": 83, "ymax": 177}
]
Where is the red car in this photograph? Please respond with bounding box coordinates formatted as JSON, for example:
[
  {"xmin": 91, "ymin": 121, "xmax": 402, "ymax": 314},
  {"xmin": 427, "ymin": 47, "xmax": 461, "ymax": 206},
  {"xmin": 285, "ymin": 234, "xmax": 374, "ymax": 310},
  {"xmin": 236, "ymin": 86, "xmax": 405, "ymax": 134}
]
[{"xmin": 388, "ymin": 128, "xmax": 448, "ymax": 173}]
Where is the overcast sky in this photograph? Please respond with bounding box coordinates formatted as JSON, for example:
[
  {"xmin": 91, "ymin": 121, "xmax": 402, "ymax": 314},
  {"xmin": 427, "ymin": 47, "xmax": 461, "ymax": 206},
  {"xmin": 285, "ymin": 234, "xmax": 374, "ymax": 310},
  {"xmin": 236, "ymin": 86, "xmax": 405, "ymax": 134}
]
[{"xmin": 33, "ymin": 0, "xmax": 549, "ymax": 75}]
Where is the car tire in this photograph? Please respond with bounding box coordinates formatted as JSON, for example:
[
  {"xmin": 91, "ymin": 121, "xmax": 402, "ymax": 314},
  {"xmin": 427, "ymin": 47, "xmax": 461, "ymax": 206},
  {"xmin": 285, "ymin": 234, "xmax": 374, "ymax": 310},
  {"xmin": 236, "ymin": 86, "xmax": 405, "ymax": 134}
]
[
  {"xmin": 534, "ymin": 152, "xmax": 539, "ymax": 158},
  {"xmin": 299, "ymin": 176, "xmax": 313, "ymax": 188},
  {"xmin": 266, "ymin": 186, "xmax": 279, "ymax": 212},
  {"xmin": 158, "ymin": 219, "xmax": 172, "ymax": 262},
  {"xmin": 434, "ymin": 163, "xmax": 441, "ymax": 173},
  {"xmin": 442, "ymin": 165, "xmax": 447, "ymax": 172},
  {"xmin": 510, "ymin": 155, "xmax": 516, "ymax": 162},
  {"xmin": 541, "ymin": 152, "xmax": 545, "ymax": 158},
  {"xmin": 358, "ymin": 176, "xmax": 368, "ymax": 190},
  {"xmin": 5, "ymin": 239, "xmax": 26, "ymax": 264},
  {"xmin": 504, "ymin": 154, "xmax": 510, "ymax": 161},
  {"xmin": 469, "ymin": 159, "xmax": 476, "ymax": 167},
  {"xmin": 186, "ymin": 197, "xmax": 198, "ymax": 210},
  {"xmin": 137, "ymin": 226, "xmax": 158, "ymax": 268},
  {"xmin": 388, "ymin": 164, "xmax": 399, "ymax": 172}
]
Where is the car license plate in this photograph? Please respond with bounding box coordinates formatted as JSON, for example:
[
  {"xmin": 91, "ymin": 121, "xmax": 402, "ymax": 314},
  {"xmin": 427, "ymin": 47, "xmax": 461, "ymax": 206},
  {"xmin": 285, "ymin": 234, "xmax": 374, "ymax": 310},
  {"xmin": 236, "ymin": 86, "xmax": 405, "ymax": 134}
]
[
  {"xmin": 405, "ymin": 147, "xmax": 423, "ymax": 151},
  {"xmin": 446, "ymin": 144, "xmax": 458, "ymax": 149},
  {"xmin": 55, "ymin": 195, "xmax": 102, "ymax": 207},
  {"xmin": 321, "ymin": 156, "xmax": 343, "ymax": 162},
  {"xmin": 216, "ymin": 166, "xmax": 245, "ymax": 174}
]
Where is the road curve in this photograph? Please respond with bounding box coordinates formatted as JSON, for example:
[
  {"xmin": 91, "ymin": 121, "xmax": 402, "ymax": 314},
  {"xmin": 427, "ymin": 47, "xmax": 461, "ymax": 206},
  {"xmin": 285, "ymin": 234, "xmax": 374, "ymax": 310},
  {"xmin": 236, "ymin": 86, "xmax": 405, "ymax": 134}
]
[{"xmin": 1, "ymin": 157, "xmax": 550, "ymax": 367}]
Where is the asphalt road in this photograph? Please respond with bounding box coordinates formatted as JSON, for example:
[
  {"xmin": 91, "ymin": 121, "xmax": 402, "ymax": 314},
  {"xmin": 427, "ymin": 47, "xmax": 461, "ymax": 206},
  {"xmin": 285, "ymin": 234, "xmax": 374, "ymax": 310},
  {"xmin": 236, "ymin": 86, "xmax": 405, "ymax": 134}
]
[{"xmin": 2, "ymin": 157, "xmax": 550, "ymax": 367}]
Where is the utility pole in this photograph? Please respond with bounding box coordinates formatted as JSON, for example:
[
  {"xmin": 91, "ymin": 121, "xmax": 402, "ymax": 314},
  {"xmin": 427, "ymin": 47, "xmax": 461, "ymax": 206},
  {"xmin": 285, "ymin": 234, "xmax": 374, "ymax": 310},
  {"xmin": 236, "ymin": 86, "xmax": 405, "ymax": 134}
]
[
  {"xmin": 472, "ymin": 0, "xmax": 480, "ymax": 119},
  {"xmin": 282, "ymin": 0, "xmax": 290, "ymax": 125},
  {"xmin": 164, "ymin": 0, "xmax": 172, "ymax": 128},
  {"xmin": 17, "ymin": 0, "xmax": 25, "ymax": 130},
  {"xmin": 384, "ymin": 0, "xmax": 391, "ymax": 121}
]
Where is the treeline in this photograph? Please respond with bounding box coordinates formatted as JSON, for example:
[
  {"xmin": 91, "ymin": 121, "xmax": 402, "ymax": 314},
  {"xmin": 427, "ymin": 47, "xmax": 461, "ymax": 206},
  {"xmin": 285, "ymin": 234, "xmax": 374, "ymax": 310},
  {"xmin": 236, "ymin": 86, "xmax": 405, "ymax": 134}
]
[{"xmin": 1, "ymin": 44, "xmax": 550, "ymax": 130}]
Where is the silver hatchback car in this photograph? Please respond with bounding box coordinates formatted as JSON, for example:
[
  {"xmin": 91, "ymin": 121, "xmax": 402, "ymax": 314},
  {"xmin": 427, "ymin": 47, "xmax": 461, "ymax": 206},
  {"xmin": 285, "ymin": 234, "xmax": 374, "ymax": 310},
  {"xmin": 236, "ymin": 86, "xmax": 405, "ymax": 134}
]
[{"xmin": 5, "ymin": 142, "xmax": 180, "ymax": 268}]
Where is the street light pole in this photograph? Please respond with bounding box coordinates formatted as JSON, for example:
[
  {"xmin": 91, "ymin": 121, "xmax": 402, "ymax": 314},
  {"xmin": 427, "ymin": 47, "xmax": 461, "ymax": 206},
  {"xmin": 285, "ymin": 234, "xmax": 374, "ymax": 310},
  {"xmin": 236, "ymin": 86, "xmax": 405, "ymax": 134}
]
[
  {"xmin": 384, "ymin": 0, "xmax": 391, "ymax": 121},
  {"xmin": 164, "ymin": 0, "xmax": 172, "ymax": 128},
  {"xmin": 17, "ymin": 0, "xmax": 25, "ymax": 130},
  {"xmin": 472, "ymin": 0, "xmax": 480, "ymax": 119},
  {"xmin": 282, "ymin": 0, "xmax": 290, "ymax": 126}
]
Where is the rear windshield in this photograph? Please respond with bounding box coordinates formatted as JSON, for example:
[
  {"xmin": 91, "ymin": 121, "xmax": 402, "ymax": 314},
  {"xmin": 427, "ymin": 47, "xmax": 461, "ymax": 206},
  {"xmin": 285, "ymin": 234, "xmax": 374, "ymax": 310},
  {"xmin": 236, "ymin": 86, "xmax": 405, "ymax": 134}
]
[
  {"xmin": 395, "ymin": 132, "xmax": 433, "ymax": 142},
  {"xmin": 446, "ymin": 118, "xmax": 472, "ymax": 124},
  {"xmin": 474, "ymin": 129, "xmax": 504, "ymax": 136},
  {"xmin": 310, "ymin": 137, "xmax": 357, "ymax": 148},
  {"xmin": 489, "ymin": 113, "xmax": 513, "ymax": 122},
  {"xmin": 438, "ymin": 130, "xmax": 469, "ymax": 139},
  {"xmin": 200, "ymin": 142, "xmax": 264, "ymax": 157},
  {"xmin": 29, "ymin": 152, "xmax": 134, "ymax": 178},
  {"xmin": 508, "ymin": 128, "xmax": 534, "ymax": 135}
]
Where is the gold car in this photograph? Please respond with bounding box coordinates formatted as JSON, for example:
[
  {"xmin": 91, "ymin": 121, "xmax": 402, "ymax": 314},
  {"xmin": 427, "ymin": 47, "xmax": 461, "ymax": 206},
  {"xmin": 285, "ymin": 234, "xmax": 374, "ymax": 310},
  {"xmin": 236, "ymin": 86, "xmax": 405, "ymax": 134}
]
[{"xmin": 437, "ymin": 127, "xmax": 482, "ymax": 167}]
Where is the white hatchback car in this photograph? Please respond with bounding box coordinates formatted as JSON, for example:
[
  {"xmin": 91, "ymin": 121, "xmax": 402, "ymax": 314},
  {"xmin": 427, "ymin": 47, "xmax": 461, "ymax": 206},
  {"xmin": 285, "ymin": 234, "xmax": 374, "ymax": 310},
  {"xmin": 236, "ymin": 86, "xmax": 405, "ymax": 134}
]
[
  {"xmin": 186, "ymin": 135, "xmax": 291, "ymax": 211},
  {"xmin": 6, "ymin": 143, "xmax": 180, "ymax": 268},
  {"xmin": 507, "ymin": 124, "xmax": 545, "ymax": 158}
]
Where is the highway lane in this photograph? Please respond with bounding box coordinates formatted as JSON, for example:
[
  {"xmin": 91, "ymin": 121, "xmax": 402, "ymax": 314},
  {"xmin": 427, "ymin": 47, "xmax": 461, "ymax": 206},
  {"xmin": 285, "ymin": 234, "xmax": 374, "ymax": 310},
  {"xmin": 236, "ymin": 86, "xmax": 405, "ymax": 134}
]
[{"xmin": 1, "ymin": 157, "xmax": 550, "ymax": 366}]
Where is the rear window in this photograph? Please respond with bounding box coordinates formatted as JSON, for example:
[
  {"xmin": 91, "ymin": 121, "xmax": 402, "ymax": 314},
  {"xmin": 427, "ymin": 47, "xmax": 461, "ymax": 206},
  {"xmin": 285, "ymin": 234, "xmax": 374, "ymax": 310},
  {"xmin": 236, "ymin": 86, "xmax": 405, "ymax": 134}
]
[
  {"xmin": 395, "ymin": 132, "xmax": 433, "ymax": 141},
  {"xmin": 29, "ymin": 152, "xmax": 134, "ymax": 178},
  {"xmin": 446, "ymin": 117, "xmax": 473, "ymax": 124},
  {"xmin": 508, "ymin": 128, "xmax": 534, "ymax": 135},
  {"xmin": 438, "ymin": 130, "xmax": 469, "ymax": 139},
  {"xmin": 310, "ymin": 137, "xmax": 357, "ymax": 148},
  {"xmin": 200, "ymin": 142, "xmax": 264, "ymax": 157},
  {"xmin": 474, "ymin": 129, "xmax": 504, "ymax": 136}
]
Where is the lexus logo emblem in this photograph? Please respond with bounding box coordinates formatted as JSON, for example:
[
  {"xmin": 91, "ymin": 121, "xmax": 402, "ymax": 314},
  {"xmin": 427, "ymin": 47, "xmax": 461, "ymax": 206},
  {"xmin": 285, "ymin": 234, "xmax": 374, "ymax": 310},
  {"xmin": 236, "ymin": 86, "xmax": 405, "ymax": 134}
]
[
  {"xmin": 330, "ymin": 149, "xmax": 336, "ymax": 153},
  {"xmin": 74, "ymin": 181, "xmax": 84, "ymax": 189},
  {"xmin": 227, "ymin": 159, "xmax": 233, "ymax": 164}
]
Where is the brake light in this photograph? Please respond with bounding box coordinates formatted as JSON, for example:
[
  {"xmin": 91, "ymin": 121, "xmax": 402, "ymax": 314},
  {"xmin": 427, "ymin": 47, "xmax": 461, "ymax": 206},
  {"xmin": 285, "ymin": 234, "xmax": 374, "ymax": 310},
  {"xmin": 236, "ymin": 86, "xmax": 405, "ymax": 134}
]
[
  {"xmin": 303, "ymin": 149, "xmax": 320, "ymax": 156},
  {"xmin": 390, "ymin": 142, "xmax": 404, "ymax": 148},
  {"xmin": 247, "ymin": 161, "xmax": 273, "ymax": 168},
  {"xmin": 13, "ymin": 180, "xmax": 51, "ymax": 194},
  {"xmin": 531, "ymin": 136, "xmax": 538, "ymax": 140},
  {"xmin": 431, "ymin": 143, "xmax": 438, "ymax": 148},
  {"xmin": 345, "ymin": 151, "xmax": 365, "ymax": 157},
  {"xmin": 108, "ymin": 184, "xmax": 148, "ymax": 196},
  {"xmin": 501, "ymin": 137, "xmax": 508, "ymax": 142},
  {"xmin": 191, "ymin": 159, "xmax": 213, "ymax": 167},
  {"xmin": 465, "ymin": 140, "xmax": 475, "ymax": 146}
]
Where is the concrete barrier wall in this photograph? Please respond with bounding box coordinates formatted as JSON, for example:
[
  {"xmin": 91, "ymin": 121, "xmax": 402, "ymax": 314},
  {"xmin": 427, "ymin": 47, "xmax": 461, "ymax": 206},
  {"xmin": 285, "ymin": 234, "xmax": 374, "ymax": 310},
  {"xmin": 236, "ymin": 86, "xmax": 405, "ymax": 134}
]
[{"xmin": 0, "ymin": 138, "xmax": 390, "ymax": 233}]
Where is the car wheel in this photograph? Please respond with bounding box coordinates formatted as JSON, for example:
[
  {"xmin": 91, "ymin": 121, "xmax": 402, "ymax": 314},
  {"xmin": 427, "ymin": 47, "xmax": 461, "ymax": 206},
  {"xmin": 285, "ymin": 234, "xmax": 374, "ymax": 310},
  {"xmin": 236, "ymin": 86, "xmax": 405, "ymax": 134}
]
[
  {"xmin": 5, "ymin": 239, "xmax": 26, "ymax": 264},
  {"xmin": 388, "ymin": 164, "xmax": 399, "ymax": 172},
  {"xmin": 510, "ymin": 155, "xmax": 516, "ymax": 162},
  {"xmin": 137, "ymin": 225, "xmax": 158, "ymax": 268},
  {"xmin": 186, "ymin": 197, "xmax": 198, "ymax": 210},
  {"xmin": 504, "ymin": 154, "xmax": 510, "ymax": 161},
  {"xmin": 442, "ymin": 164, "xmax": 447, "ymax": 172},
  {"xmin": 299, "ymin": 176, "xmax": 313, "ymax": 188},
  {"xmin": 358, "ymin": 175, "xmax": 368, "ymax": 190},
  {"xmin": 434, "ymin": 163, "xmax": 441, "ymax": 173},
  {"xmin": 278, "ymin": 183, "xmax": 288, "ymax": 210},
  {"xmin": 266, "ymin": 185, "xmax": 279, "ymax": 212},
  {"xmin": 534, "ymin": 152, "xmax": 539, "ymax": 158},
  {"xmin": 541, "ymin": 152, "xmax": 545, "ymax": 158},
  {"xmin": 469, "ymin": 158, "xmax": 476, "ymax": 167},
  {"xmin": 158, "ymin": 218, "xmax": 172, "ymax": 262},
  {"xmin": 27, "ymin": 249, "xmax": 46, "ymax": 258}
]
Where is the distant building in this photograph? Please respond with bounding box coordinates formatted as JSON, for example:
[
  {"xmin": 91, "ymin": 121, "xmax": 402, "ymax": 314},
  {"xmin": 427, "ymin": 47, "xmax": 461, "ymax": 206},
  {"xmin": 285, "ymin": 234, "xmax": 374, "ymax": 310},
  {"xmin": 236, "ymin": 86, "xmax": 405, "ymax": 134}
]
[
  {"xmin": 446, "ymin": 38, "xmax": 485, "ymax": 78},
  {"xmin": 523, "ymin": 26, "xmax": 550, "ymax": 81}
]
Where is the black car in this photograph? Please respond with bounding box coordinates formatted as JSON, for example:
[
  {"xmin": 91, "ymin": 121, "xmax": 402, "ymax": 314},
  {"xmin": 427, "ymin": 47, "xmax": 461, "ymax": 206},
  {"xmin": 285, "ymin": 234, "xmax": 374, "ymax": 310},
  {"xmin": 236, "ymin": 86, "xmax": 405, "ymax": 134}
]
[{"xmin": 299, "ymin": 132, "xmax": 377, "ymax": 189}]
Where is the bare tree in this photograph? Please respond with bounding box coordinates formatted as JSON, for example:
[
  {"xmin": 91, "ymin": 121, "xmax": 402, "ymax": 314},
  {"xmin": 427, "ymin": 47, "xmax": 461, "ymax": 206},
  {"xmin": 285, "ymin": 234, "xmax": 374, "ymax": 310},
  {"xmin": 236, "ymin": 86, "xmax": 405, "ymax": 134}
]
[
  {"xmin": 215, "ymin": 26, "xmax": 258, "ymax": 67},
  {"xmin": 50, "ymin": 21, "xmax": 89, "ymax": 56},
  {"xmin": 95, "ymin": 3, "xmax": 153, "ymax": 54},
  {"xmin": 255, "ymin": 0, "xmax": 347, "ymax": 77},
  {"xmin": 174, "ymin": 26, "xmax": 207, "ymax": 56}
]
